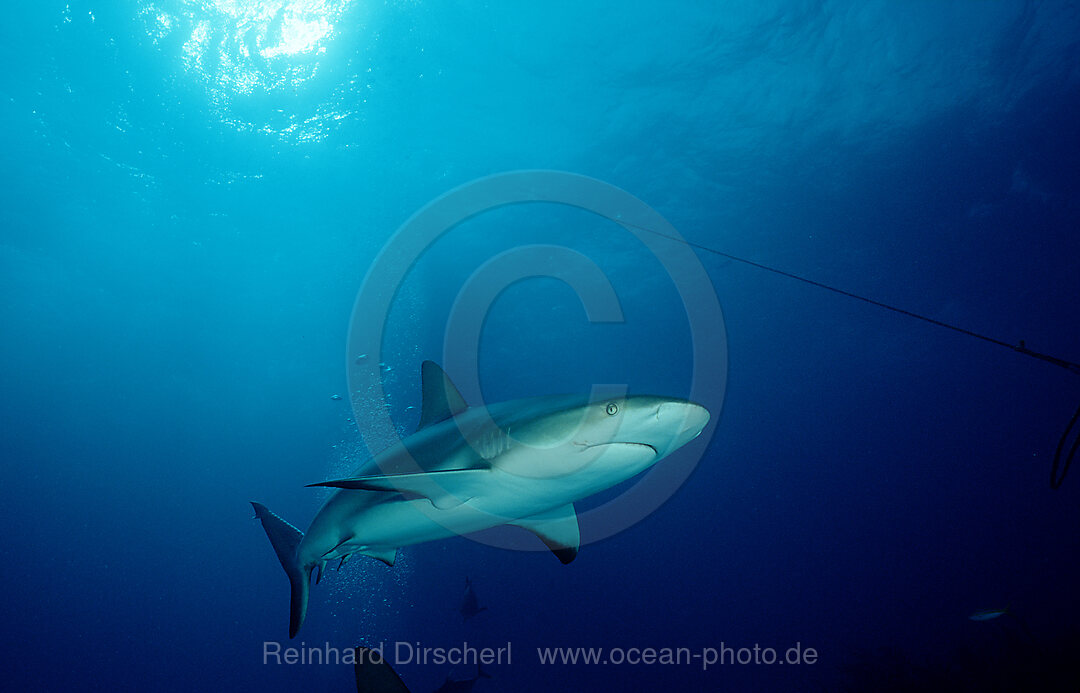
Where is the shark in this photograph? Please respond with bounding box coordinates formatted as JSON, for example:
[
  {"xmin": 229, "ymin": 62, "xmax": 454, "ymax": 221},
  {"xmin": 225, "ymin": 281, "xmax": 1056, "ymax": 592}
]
[
  {"xmin": 252, "ymin": 361, "xmax": 710, "ymax": 637},
  {"xmin": 351, "ymin": 646, "xmax": 488, "ymax": 693},
  {"xmin": 431, "ymin": 664, "xmax": 491, "ymax": 693},
  {"xmin": 458, "ymin": 577, "xmax": 486, "ymax": 622}
]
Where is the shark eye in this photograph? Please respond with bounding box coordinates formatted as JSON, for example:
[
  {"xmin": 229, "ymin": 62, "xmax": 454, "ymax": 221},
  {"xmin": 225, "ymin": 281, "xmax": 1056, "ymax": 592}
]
[{"xmin": 605, "ymin": 402, "xmax": 619, "ymax": 416}]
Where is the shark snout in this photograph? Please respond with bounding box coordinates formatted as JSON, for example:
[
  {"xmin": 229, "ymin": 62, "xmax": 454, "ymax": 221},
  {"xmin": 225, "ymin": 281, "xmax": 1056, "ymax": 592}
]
[
  {"xmin": 655, "ymin": 401, "xmax": 710, "ymax": 454},
  {"xmin": 658, "ymin": 401, "xmax": 709, "ymax": 434}
]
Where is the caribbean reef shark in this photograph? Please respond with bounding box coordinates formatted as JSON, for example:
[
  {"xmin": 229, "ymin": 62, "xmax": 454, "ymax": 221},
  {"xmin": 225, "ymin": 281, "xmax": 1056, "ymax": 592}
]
[
  {"xmin": 253, "ymin": 361, "xmax": 709, "ymax": 637},
  {"xmin": 459, "ymin": 577, "xmax": 486, "ymax": 622}
]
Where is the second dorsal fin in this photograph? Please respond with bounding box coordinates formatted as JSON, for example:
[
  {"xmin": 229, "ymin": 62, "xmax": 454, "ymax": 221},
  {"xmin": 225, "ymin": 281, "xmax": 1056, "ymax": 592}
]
[{"xmin": 417, "ymin": 360, "xmax": 469, "ymax": 430}]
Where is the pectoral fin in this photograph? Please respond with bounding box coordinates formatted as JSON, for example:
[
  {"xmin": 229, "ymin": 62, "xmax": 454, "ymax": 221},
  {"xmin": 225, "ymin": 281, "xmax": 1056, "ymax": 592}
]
[
  {"xmin": 358, "ymin": 547, "xmax": 398, "ymax": 567},
  {"xmin": 307, "ymin": 469, "xmax": 489, "ymax": 510},
  {"xmin": 511, "ymin": 503, "xmax": 580, "ymax": 564}
]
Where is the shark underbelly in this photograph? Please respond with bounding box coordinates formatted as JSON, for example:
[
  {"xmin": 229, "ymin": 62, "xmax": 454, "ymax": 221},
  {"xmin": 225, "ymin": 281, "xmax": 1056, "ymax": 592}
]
[{"xmin": 327, "ymin": 491, "xmax": 561, "ymax": 556}]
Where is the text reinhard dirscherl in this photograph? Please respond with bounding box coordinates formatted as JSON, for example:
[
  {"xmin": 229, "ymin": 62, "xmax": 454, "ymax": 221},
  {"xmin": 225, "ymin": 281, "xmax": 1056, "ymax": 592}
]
[
  {"xmin": 263, "ymin": 641, "xmax": 818, "ymax": 671},
  {"xmin": 263, "ymin": 641, "xmax": 511, "ymax": 667}
]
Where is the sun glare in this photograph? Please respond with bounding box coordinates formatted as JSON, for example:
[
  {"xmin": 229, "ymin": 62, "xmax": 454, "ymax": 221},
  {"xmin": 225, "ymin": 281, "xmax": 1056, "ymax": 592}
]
[{"xmin": 140, "ymin": 0, "xmax": 358, "ymax": 141}]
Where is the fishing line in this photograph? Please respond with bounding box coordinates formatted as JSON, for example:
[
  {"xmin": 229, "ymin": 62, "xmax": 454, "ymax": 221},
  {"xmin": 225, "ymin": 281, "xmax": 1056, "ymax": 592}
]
[
  {"xmin": 1050, "ymin": 402, "xmax": 1080, "ymax": 490},
  {"xmin": 614, "ymin": 217, "xmax": 1080, "ymax": 489}
]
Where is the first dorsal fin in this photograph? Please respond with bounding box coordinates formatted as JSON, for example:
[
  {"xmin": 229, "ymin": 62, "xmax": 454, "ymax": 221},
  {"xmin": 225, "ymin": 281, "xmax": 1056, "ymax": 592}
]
[{"xmin": 417, "ymin": 361, "xmax": 468, "ymax": 429}]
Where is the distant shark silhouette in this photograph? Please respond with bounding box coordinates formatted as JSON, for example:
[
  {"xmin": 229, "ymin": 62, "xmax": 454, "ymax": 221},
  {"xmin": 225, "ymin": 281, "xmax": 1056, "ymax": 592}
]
[
  {"xmin": 431, "ymin": 665, "xmax": 490, "ymax": 693},
  {"xmin": 353, "ymin": 647, "xmax": 409, "ymax": 693},
  {"xmin": 253, "ymin": 361, "xmax": 709, "ymax": 637},
  {"xmin": 352, "ymin": 647, "xmax": 490, "ymax": 693},
  {"xmin": 969, "ymin": 605, "xmax": 1043, "ymax": 650},
  {"xmin": 459, "ymin": 577, "xmax": 487, "ymax": 622}
]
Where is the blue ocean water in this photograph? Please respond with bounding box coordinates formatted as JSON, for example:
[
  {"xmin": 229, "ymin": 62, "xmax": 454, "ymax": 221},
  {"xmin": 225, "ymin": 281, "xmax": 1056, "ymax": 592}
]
[{"xmin": 2, "ymin": 1, "xmax": 1079, "ymax": 690}]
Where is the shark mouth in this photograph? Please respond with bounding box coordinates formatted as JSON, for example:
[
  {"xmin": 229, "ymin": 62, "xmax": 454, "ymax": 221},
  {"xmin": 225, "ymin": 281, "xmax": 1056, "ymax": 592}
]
[{"xmin": 580, "ymin": 442, "xmax": 658, "ymax": 456}]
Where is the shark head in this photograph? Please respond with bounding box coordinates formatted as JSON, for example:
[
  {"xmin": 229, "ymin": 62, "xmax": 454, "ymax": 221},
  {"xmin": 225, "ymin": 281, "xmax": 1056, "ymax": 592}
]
[
  {"xmin": 563, "ymin": 395, "xmax": 710, "ymax": 458},
  {"xmin": 495, "ymin": 395, "xmax": 710, "ymax": 489},
  {"xmin": 612, "ymin": 395, "xmax": 711, "ymax": 458}
]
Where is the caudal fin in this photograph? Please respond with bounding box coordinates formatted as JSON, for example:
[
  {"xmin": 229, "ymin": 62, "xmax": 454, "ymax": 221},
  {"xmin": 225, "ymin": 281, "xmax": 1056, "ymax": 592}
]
[{"xmin": 251, "ymin": 502, "xmax": 309, "ymax": 638}]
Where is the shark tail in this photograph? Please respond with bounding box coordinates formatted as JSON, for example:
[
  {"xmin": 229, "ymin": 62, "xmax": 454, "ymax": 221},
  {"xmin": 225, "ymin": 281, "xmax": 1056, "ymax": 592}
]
[{"xmin": 251, "ymin": 502, "xmax": 309, "ymax": 638}]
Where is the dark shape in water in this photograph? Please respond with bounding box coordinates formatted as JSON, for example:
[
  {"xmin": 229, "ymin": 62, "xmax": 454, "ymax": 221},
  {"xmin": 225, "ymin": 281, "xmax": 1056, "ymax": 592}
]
[
  {"xmin": 969, "ymin": 606, "xmax": 1009, "ymax": 621},
  {"xmin": 835, "ymin": 629, "xmax": 1080, "ymax": 692},
  {"xmin": 352, "ymin": 645, "xmax": 491, "ymax": 693},
  {"xmin": 354, "ymin": 646, "xmax": 409, "ymax": 693},
  {"xmin": 459, "ymin": 577, "xmax": 487, "ymax": 622},
  {"xmin": 969, "ymin": 605, "xmax": 1041, "ymax": 650},
  {"xmin": 432, "ymin": 665, "xmax": 491, "ymax": 693}
]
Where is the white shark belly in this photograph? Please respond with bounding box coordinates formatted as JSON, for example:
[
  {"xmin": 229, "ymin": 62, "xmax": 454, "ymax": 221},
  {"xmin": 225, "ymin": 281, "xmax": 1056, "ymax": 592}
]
[{"xmin": 335, "ymin": 493, "xmax": 558, "ymax": 553}]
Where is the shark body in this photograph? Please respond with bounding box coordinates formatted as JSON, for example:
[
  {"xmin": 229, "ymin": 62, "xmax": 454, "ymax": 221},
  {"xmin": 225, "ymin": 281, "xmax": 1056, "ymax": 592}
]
[
  {"xmin": 459, "ymin": 577, "xmax": 486, "ymax": 622},
  {"xmin": 253, "ymin": 361, "xmax": 709, "ymax": 637}
]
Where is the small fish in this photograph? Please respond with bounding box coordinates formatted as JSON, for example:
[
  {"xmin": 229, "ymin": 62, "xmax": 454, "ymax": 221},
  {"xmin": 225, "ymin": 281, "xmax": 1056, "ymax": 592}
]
[
  {"xmin": 969, "ymin": 606, "xmax": 1009, "ymax": 621},
  {"xmin": 330, "ymin": 394, "xmax": 343, "ymax": 401}
]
